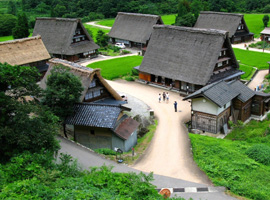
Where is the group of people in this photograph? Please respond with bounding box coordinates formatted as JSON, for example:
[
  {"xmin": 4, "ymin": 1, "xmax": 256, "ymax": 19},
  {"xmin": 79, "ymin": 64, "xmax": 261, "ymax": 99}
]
[{"xmin": 158, "ymin": 92, "xmax": 178, "ymax": 112}]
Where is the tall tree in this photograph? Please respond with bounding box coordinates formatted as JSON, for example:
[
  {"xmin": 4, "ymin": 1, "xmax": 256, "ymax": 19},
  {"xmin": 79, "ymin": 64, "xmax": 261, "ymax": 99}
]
[
  {"xmin": 96, "ymin": 30, "xmax": 109, "ymax": 47},
  {"xmin": 12, "ymin": 13, "xmax": 29, "ymax": 39},
  {"xmin": 0, "ymin": 14, "xmax": 17, "ymax": 36},
  {"xmin": 0, "ymin": 63, "xmax": 59, "ymax": 162},
  {"xmin": 41, "ymin": 65, "xmax": 84, "ymax": 121},
  {"xmin": 7, "ymin": 0, "xmax": 17, "ymax": 15},
  {"xmin": 263, "ymin": 15, "xmax": 269, "ymax": 27}
]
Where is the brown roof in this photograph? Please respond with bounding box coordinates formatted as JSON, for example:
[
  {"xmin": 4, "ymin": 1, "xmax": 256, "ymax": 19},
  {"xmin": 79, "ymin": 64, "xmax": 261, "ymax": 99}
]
[
  {"xmin": 114, "ymin": 116, "xmax": 140, "ymax": 140},
  {"xmin": 108, "ymin": 12, "xmax": 163, "ymax": 44},
  {"xmin": 194, "ymin": 11, "xmax": 248, "ymax": 38},
  {"xmin": 33, "ymin": 17, "xmax": 99, "ymax": 55},
  {"xmin": 0, "ymin": 36, "xmax": 50, "ymax": 66},
  {"xmin": 139, "ymin": 25, "xmax": 236, "ymax": 86},
  {"xmin": 39, "ymin": 58, "xmax": 122, "ymax": 102}
]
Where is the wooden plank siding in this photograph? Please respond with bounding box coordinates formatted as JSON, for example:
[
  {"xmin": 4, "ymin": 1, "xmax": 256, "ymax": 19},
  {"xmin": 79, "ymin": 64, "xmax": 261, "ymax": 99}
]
[
  {"xmin": 139, "ymin": 72, "xmax": 151, "ymax": 82},
  {"xmin": 233, "ymin": 98, "xmax": 252, "ymax": 122}
]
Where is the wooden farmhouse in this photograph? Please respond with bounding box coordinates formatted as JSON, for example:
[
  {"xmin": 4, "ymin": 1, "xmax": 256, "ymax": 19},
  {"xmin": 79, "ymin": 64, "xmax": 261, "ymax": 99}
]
[
  {"xmin": 138, "ymin": 25, "xmax": 243, "ymax": 93},
  {"xmin": 108, "ymin": 12, "xmax": 163, "ymax": 48},
  {"xmin": 65, "ymin": 103, "xmax": 139, "ymax": 152},
  {"xmin": 33, "ymin": 18, "xmax": 99, "ymax": 61},
  {"xmin": 183, "ymin": 80, "xmax": 270, "ymax": 134},
  {"xmin": 260, "ymin": 27, "xmax": 270, "ymax": 43},
  {"xmin": 194, "ymin": 11, "xmax": 254, "ymax": 44},
  {"xmin": 0, "ymin": 36, "xmax": 50, "ymax": 77}
]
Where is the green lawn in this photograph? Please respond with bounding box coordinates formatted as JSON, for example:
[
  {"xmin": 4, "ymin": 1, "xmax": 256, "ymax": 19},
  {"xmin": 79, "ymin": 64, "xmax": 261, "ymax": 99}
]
[
  {"xmin": 190, "ymin": 118, "xmax": 270, "ymax": 200},
  {"xmin": 244, "ymin": 14, "xmax": 266, "ymax": 38},
  {"xmin": 239, "ymin": 64, "xmax": 256, "ymax": 80},
  {"xmin": 0, "ymin": 35, "xmax": 13, "ymax": 42},
  {"xmin": 87, "ymin": 56, "xmax": 143, "ymax": 80},
  {"xmin": 83, "ymin": 24, "xmax": 110, "ymax": 42},
  {"xmin": 96, "ymin": 19, "xmax": 115, "ymax": 27},
  {"xmin": 234, "ymin": 48, "xmax": 270, "ymax": 70}
]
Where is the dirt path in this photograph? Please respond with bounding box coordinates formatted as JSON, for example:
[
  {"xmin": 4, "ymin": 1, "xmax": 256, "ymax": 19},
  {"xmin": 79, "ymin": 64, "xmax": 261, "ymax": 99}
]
[
  {"xmin": 85, "ymin": 21, "xmax": 111, "ymax": 30},
  {"xmin": 232, "ymin": 38, "xmax": 270, "ymax": 53},
  {"xmin": 248, "ymin": 69, "xmax": 269, "ymax": 90},
  {"xmin": 107, "ymin": 80, "xmax": 212, "ymax": 185}
]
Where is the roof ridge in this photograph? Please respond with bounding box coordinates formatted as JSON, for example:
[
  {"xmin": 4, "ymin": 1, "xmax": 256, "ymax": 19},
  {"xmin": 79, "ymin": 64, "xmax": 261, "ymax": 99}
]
[
  {"xmin": 0, "ymin": 35, "xmax": 41, "ymax": 45},
  {"xmin": 118, "ymin": 12, "xmax": 160, "ymax": 18},
  {"xmin": 153, "ymin": 25, "xmax": 227, "ymax": 36},
  {"xmin": 76, "ymin": 102, "xmax": 121, "ymax": 108},
  {"xmin": 201, "ymin": 80, "xmax": 224, "ymax": 94},
  {"xmin": 200, "ymin": 11, "xmax": 243, "ymax": 17},
  {"xmin": 36, "ymin": 17, "xmax": 80, "ymax": 22}
]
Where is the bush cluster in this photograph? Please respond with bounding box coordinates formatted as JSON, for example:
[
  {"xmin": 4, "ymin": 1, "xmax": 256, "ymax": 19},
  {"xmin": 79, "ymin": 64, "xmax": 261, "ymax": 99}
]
[
  {"xmin": 94, "ymin": 148, "xmax": 116, "ymax": 155},
  {"xmin": 246, "ymin": 144, "xmax": 270, "ymax": 165}
]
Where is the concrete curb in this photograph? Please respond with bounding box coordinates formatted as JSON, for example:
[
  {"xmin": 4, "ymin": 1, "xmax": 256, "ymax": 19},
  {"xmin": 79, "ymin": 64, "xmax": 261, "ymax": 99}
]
[{"xmin": 157, "ymin": 186, "xmax": 226, "ymax": 193}]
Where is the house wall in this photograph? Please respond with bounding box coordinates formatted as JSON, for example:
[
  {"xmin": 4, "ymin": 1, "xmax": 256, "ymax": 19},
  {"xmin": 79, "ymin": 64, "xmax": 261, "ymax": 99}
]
[
  {"xmin": 251, "ymin": 95, "xmax": 265, "ymax": 116},
  {"xmin": 124, "ymin": 130, "xmax": 137, "ymax": 152},
  {"xmin": 111, "ymin": 130, "xmax": 137, "ymax": 152},
  {"xmin": 74, "ymin": 125, "xmax": 112, "ymax": 150},
  {"xmin": 233, "ymin": 98, "xmax": 252, "ymax": 121},
  {"xmin": 192, "ymin": 97, "xmax": 231, "ymax": 116},
  {"xmin": 139, "ymin": 72, "xmax": 151, "ymax": 82}
]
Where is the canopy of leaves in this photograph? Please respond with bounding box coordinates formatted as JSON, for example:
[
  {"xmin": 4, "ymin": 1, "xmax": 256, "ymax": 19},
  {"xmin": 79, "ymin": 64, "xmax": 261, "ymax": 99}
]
[
  {"xmin": 263, "ymin": 15, "xmax": 269, "ymax": 27},
  {"xmin": 0, "ymin": 14, "xmax": 17, "ymax": 36},
  {"xmin": 12, "ymin": 12, "xmax": 29, "ymax": 39}
]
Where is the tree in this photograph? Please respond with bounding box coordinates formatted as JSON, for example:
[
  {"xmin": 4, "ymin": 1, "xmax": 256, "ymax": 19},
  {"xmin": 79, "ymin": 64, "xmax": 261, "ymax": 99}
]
[
  {"xmin": 0, "ymin": 63, "xmax": 59, "ymax": 162},
  {"xmin": 0, "ymin": 14, "xmax": 17, "ymax": 36},
  {"xmin": 96, "ymin": 30, "xmax": 109, "ymax": 47},
  {"xmin": 12, "ymin": 13, "xmax": 29, "ymax": 39},
  {"xmin": 263, "ymin": 15, "xmax": 269, "ymax": 27},
  {"xmin": 7, "ymin": 0, "xmax": 17, "ymax": 16},
  {"xmin": 175, "ymin": 12, "xmax": 196, "ymax": 27},
  {"xmin": 42, "ymin": 65, "xmax": 84, "ymax": 120},
  {"xmin": 190, "ymin": 0, "xmax": 204, "ymax": 19}
]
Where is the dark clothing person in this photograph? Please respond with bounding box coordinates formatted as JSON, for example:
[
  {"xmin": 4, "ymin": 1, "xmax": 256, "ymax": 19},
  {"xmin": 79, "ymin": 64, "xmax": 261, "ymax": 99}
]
[
  {"xmin": 174, "ymin": 101, "xmax": 177, "ymax": 112},
  {"xmin": 163, "ymin": 92, "xmax": 166, "ymax": 101}
]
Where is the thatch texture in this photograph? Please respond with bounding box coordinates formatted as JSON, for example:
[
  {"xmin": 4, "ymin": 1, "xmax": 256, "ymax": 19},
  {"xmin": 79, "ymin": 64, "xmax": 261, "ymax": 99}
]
[
  {"xmin": 139, "ymin": 25, "xmax": 229, "ymax": 86},
  {"xmin": 108, "ymin": 12, "xmax": 163, "ymax": 44},
  {"xmin": 194, "ymin": 11, "xmax": 247, "ymax": 38},
  {"xmin": 39, "ymin": 58, "xmax": 122, "ymax": 102},
  {"xmin": 260, "ymin": 27, "xmax": 270, "ymax": 35},
  {"xmin": 33, "ymin": 18, "xmax": 99, "ymax": 55},
  {"xmin": 0, "ymin": 36, "xmax": 50, "ymax": 66}
]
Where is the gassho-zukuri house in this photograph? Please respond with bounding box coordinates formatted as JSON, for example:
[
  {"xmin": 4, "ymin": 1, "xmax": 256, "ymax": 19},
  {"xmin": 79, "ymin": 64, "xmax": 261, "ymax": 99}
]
[
  {"xmin": 33, "ymin": 17, "xmax": 99, "ymax": 61},
  {"xmin": 0, "ymin": 36, "xmax": 51, "ymax": 76},
  {"xmin": 108, "ymin": 12, "xmax": 163, "ymax": 48},
  {"xmin": 138, "ymin": 25, "xmax": 244, "ymax": 93},
  {"xmin": 183, "ymin": 80, "xmax": 270, "ymax": 134},
  {"xmin": 194, "ymin": 11, "xmax": 254, "ymax": 44}
]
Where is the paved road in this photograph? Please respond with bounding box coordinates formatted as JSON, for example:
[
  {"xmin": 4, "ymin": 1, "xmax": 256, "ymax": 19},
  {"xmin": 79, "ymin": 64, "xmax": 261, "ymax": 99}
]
[
  {"xmin": 85, "ymin": 21, "xmax": 111, "ymax": 30},
  {"xmin": 248, "ymin": 69, "xmax": 269, "ymax": 90},
  {"xmin": 59, "ymin": 136, "xmax": 236, "ymax": 200}
]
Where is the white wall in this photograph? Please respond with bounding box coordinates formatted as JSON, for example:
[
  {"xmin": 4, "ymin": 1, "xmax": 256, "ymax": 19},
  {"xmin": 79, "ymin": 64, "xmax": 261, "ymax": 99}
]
[{"xmin": 192, "ymin": 97, "xmax": 231, "ymax": 115}]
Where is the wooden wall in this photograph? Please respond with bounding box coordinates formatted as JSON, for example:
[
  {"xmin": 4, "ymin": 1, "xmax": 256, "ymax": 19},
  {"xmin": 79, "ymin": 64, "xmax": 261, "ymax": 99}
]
[{"xmin": 139, "ymin": 72, "xmax": 151, "ymax": 82}]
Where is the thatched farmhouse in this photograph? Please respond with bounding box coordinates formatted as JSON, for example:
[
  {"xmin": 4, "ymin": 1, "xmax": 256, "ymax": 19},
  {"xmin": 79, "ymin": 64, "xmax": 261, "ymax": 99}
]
[
  {"xmin": 108, "ymin": 12, "xmax": 163, "ymax": 48},
  {"xmin": 65, "ymin": 103, "xmax": 139, "ymax": 152},
  {"xmin": 0, "ymin": 36, "xmax": 50, "ymax": 76},
  {"xmin": 33, "ymin": 18, "xmax": 99, "ymax": 61},
  {"xmin": 138, "ymin": 25, "xmax": 243, "ymax": 93},
  {"xmin": 260, "ymin": 27, "xmax": 270, "ymax": 43},
  {"xmin": 194, "ymin": 11, "xmax": 254, "ymax": 44},
  {"xmin": 183, "ymin": 80, "xmax": 270, "ymax": 134}
]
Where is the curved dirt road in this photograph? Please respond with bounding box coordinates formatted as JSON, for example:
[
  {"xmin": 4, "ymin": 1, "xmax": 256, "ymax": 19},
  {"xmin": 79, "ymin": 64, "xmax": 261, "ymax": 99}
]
[{"xmin": 107, "ymin": 79, "xmax": 212, "ymax": 185}]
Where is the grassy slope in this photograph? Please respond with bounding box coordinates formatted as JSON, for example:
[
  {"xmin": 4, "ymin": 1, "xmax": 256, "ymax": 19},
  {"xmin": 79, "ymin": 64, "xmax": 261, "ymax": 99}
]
[
  {"xmin": 190, "ymin": 124, "xmax": 270, "ymax": 200},
  {"xmin": 244, "ymin": 14, "xmax": 266, "ymax": 38},
  {"xmin": 83, "ymin": 24, "xmax": 110, "ymax": 42},
  {"xmin": 96, "ymin": 19, "xmax": 115, "ymax": 27},
  {"xmin": 239, "ymin": 64, "xmax": 256, "ymax": 80},
  {"xmin": 234, "ymin": 48, "xmax": 270, "ymax": 70},
  {"xmin": 87, "ymin": 56, "xmax": 143, "ymax": 80}
]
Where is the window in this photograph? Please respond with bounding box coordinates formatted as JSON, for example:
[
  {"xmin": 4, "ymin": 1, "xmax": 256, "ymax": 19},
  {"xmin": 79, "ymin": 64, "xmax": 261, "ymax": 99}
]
[
  {"xmin": 90, "ymin": 130, "xmax": 95, "ymax": 135},
  {"xmin": 89, "ymin": 79, "xmax": 96, "ymax": 88},
  {"xmin": 75, "ymin": 38, "xmax": 80, "ymax": 42},
  {"xmin": 218, "ymin": 62, "xmax": 222, "ymax": 67},
  {"xmin": 224, "ymin": 104, "xmax": 226, "ymax": 109}
]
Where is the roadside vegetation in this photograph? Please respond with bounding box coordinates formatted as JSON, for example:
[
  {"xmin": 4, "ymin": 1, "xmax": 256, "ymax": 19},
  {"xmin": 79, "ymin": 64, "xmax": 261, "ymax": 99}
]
[
  {"xmin": 239, "ymin": 64, "xmax": 256, "ymax": 80},
  {"xmin": 87, "ymin": 56, "xmax": 143, "ymax": 80},
  {"xmin": 249, "ymin": 41, "xmax": 270, "ymax": 50},
  {"xmin": 83, "ymin": 24, "xmax": 109, "ymax": 42},
  {"xmin": 190, "ymin": 117, "xmax": 270, "ymax": 200}
]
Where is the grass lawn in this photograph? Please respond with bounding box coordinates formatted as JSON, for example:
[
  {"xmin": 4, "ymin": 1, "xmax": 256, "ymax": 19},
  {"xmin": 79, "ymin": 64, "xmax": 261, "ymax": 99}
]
[
  {"xmin": 83, "ymin": 24, "xmax": 110, "ymax": 42},
  {"xmin": 190, "ymin": 118, "xmax": 270, "ymax": 200},
  {"xmin": 244, "ymin": 14, "xmax": 266, "ymax": 38},
  {"xmin": 0, "ymin": 35, "xmax": 13, "ymax": 42},
  {"xmin": 234, "ymin": 48, "xmax": 270, "ymax": 70},
  {"xmin": 96, "ymin": 19, "xmax": 115, "ymax": 27},
  {"xmin": 239, "ymin": 64, "xmax": 256, "ymax": 80},
  {"xmin": 87, "ymin": 56, "xmax": 143, "ymax": 80},
  {"xmin": 161, "ymin": 14, "xmax": 177, "ymax": 25}
]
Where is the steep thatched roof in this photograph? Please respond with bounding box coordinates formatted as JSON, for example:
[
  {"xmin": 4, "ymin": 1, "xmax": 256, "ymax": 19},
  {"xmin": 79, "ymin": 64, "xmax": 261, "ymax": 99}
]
[
  {"xmin": 0, "ymin": 36, "xmax": 50, "ymax": 66},
  {"xmin": 194, "ymin": 11, "xmax": 248, "ymax": 38},
  {"xmin": 39, "ymin": 58, "xmax": 122, "ymax": 102},
  {"xmin": 33, "ymin": 18, "xmax": 99, "ymax": 55},
  {"xmin": 139, "ymin": 25, "xmax": 229, "ymax": 86},
  {"xmin": 108, "ymin": 12, "xmax": 163, "ymax": 44}
]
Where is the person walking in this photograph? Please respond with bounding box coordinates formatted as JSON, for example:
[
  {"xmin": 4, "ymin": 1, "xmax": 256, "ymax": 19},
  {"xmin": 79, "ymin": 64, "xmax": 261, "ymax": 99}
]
[
  {"xmin": 163, "ymin": 92, "xmax": 166, "ymax": 102},
  {"xmin": 174, "ymin": 101, "xmax": 177, "ymax": 112},
  {"xmin": 166, "ymin": 92, "xmax": 169, "ymax": 103},
  {"xmin": 158, "ymin": 93, "xmax": 161, "ymax": 103}
]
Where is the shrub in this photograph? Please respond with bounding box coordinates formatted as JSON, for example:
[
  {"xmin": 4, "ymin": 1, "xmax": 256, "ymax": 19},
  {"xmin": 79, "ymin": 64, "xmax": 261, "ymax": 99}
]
[
  {"xmin": 246, "ymin": 144, "xmax": 270, "ymax": 165},
  {"xmin": 125, "ymin": 76, "xmax": 135, "ymax": 81},
  {"xmin": 121, "ymin": 49, "xmax": 131, "ymax": 55},
  {"xmin": 94, "ymin": 148, "xmax": 116, "ymax": 155},
  {"xmin": 131, "ymin": 68, "xmax": 139, "ymax": 76}
]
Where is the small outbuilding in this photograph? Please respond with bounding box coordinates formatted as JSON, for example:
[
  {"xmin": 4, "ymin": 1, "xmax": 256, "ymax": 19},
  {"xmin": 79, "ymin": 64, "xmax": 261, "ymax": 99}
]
[
  {"xmin": 33, "ymin": 18, "xmax": 99, "ymax": 61},
  {"xmin": 0, "ymin": 36, "xmax": 50, "ymax": 77},
  {"xmin": 138, "ymin": 25, "xmax": 243, "ymax": 93},
  {"xmin": 194, "ymin": 11, "xmax": 254, "ymax": 44},
  {"xmin": 108, "ymin": 12, "xmax": 163, "ymax": 48},
  {"xmin": 260, "ymin": 27, "xmax": 270, "ymax": 43},
  {"xmin": 65, "ymin": 103, "xmax": 139, "ymax": 152}
]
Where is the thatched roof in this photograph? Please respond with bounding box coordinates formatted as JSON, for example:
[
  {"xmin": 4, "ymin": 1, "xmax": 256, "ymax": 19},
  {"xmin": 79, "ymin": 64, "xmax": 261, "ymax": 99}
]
[
  {"xmin": 260, "ymin": 27, "xmax": 270, "ymax": 35},
  {"xmin": 108, "ymin": 12, "xmax": 163, "ymax": 44},
  {"xmin": 194, "ymin": 11, "xmax": 249, "ymax": 38},
  {"xmin": 139, "ymin": 25, "xmax": 231, "ymax": 86},
  {"xmin": 33, "ymin": 18, "xmax": 99, "ymax": 55},
  {"xmin": 0, "ymin": 36, "xmax": 50, "ymax": 66},
  {"xmin": 39, "ymin": 58, "xmax": 122, "ymax": 102}
]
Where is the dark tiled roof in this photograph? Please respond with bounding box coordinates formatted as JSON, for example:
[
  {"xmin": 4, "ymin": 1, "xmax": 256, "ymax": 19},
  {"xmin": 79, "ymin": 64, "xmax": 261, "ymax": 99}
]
[
  {"xmin": 93, "ymin": 97, "xmax": 127, "ymax": 105},
  {"xmin": 113, "ymin": 115, "xmax": 140, "ymax": 140},
  {"xmin": 183, "ymin": 81, "xmax": 239, "ymax": 107},
  {"xmin": 208, "ymin": 69, "xmax": 244, "ymax": 83},
  {"xmin": 228, "ymin": 80, "xmax": 255, "ymax": 102},
  {"xmin": 65, "ymin": 103, "xmax": 121, "ymax": 128}
]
